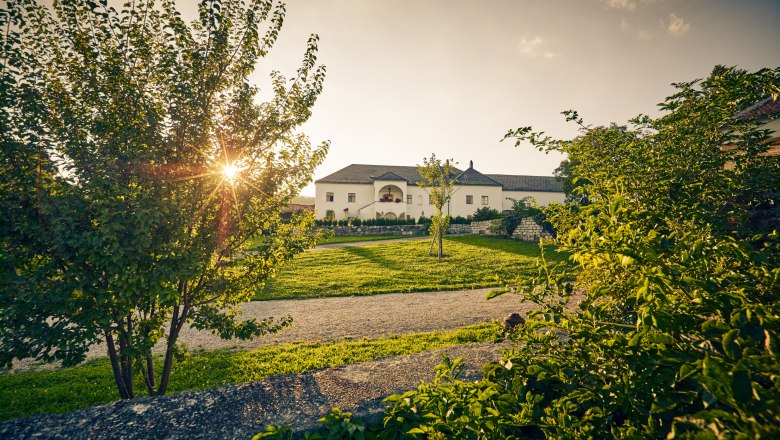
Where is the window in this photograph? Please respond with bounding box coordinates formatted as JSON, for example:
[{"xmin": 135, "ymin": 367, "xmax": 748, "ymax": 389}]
[
  {"xmin": 407, "ymin": 195, "xmax": 412, "ymax": 204},
  {"xmin": 428, "ymin": 195, "xmax": 433, "ymax": 205},
  {"xmin": 418, "ymin": 195, "xmax": 423, "ymax": 205},
  {"xmin": 326, "ymin": 192, "xmax": 334, "ymax": 202},
  {"xmin": 466, "ymin": 195, "xmax": 473, "ymax": 204},
  {"xmin": 348, "ymin": 193, "xmax": 356, "ymax": 203},
  {"xmin": 481, "ymin": 196, "xmax": 489, "ymax": 205}
]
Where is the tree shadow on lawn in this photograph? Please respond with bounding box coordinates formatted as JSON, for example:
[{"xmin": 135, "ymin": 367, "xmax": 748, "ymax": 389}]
[
  {"xmin": 340, "ymin": 245, "xmax": 420, "ymax": 273},
  {"xmin": 446, "ymin": 235, "xmax": 569, "ymax": 261}
]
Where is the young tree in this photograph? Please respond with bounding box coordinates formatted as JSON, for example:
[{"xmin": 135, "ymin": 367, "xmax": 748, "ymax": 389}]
[
  {"xmin": 417, "ymin": 155, "xmax": 455, "ymax": 258},
  {"xmin": 0, "ymin": 0, "xmax": 328, "ymax": 399}
]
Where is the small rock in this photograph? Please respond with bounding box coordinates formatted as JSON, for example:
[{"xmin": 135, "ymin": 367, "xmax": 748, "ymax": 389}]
[{"xmin": 503, "ymin": 313, "xmax": 525, "ymax": 329}]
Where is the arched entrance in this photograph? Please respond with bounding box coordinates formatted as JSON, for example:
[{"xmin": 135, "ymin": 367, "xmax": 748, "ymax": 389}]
[
  {"xmin": 377, "ymin": 184, "xmax": 403, "ymax": 203},
  {"xmin": 384, "ymin": 212, "xmax": 397, "ymax": 220}
]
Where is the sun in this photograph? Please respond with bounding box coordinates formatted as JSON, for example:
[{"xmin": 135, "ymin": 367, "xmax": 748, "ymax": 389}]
[{"xmin": 222, "ymin": 164, "xmax": 240, "ymax": 184}]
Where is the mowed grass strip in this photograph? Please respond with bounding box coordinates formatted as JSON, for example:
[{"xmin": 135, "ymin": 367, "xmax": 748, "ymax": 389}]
[
  {"xmin": 316, "ymin": 234, "xmax": 409, "ymax": 245},
  {"xmin": 257, "ymin": 235, "xmax": 570, "ymax": 300},
  {"xmin": 0, "ymin": 323, "xmax": 499, "ymax": 422},
  {"xmin": 248, "ymin": 234, "xmax": 409, "ymax": 249}
]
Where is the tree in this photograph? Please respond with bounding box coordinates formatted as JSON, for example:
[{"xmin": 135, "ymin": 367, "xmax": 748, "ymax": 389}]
[
  {"xmin": 0, "ymin": 0, "xmax": 328, "ymax": 399},
  {"xmin": 417, "ymin": 154, "xmax": 455, "ymax": 258},
  {"xmin": 553, "ymin": 158, "xmax": 590, "ymax": 204}
]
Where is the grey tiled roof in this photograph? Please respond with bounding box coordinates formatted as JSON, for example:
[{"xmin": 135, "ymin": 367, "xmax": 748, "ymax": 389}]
[
  {"xmin": 374, "ymin": 171, "xmax": 407, "ymax": 181},
  {"xmin": 316, "ymin": 164, "xmax": 564, "ymax": 192},
  {"xmin": 487, "ymin": 174, "xmax": 563, "ymax": 192},
  {"xmin": 453, "ymin": 167, "xmax": 502, "ymax": 186},
  {"xmin": 316, "ymin": 164, "xmax": 463, "ymax": 185}
]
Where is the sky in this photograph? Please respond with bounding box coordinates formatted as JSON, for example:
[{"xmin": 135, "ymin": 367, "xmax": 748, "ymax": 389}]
[{"xmin": 203, "ymin": 0, "xmax": 780, "ymax": 196}]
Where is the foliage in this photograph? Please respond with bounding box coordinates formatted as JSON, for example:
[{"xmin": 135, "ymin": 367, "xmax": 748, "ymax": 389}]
[
  {"xmin": 0, "ymin": 0, "xmax": 328, "ymax": 399},
  {"xmin": 417, "ymin": 154, "xmax": 456, "ymax": 258},
  {"xmin": 0, "ymin": 323, "xmax": 498, "ymax": 422},
  {"xmin": 450, "ymin": 215, "xmax": 470, "ymax": 224},
  {"xmin": 471, "ymin": 206, "xmax": 501, "ymax": 221},
  {"xmin": 553, "ymin": 158, "xmax": 591, "ymax": 205},
  {"xmin": 291, "ymin": 66, "xmax": 780, "ymax": 438},
  {"xmin": 256, "ymin": 235, "xmax": 570, "ymax": 300}
]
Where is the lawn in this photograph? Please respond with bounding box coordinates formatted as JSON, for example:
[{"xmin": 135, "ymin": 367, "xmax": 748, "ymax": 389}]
[
  {"xmin": 0, "ymin": 323, "xmax": 498, "ymax": 422},
  {"xmin": 256, "ymin": 235, "xmax": 570, "ymax": 300},
  {"xmin": 247, "ymin": 233, "xmax": 408, "ymax": 248},
  {"xmin": 317, "ymin": 234, "xmax": 410, "ymax": 245}
]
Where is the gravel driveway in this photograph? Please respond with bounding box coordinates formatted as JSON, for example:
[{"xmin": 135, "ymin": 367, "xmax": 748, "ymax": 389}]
[{"xmin": 12, "ymin": 287, "xmax": 527, "ymax": 370}]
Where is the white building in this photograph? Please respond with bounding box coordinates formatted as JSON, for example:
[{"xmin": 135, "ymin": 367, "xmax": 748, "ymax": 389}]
[{"xmin": 314, "ymin": 161, "xmax": 565, "ymax": 220}]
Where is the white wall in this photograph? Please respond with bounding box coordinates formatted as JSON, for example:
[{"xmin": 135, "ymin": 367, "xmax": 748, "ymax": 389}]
[
  {"xmin": 448, "ymin": 185, "xmax": 504, "ymax": 218},
  {"xmin": 315, "ymin": 182, "xmax": 566, "ymax": 219},
  {"xmin": 501, "ymin": 190, "xmax": 565, "ymax": 210},
  {"xmin": 315, "ymin": 182, "xmax": 375, "ymax": 219}
]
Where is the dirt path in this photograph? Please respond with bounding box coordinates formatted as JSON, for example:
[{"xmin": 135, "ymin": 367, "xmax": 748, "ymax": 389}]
[{"xmin": 19, "ymin": 288, "xmax": 526, "ymax": 370}]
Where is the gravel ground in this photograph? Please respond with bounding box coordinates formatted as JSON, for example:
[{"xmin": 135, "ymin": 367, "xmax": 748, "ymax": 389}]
[
  {"xmin": 3, "ymin": 286, "xmax": 534, "ymax": 438},
  {"xmin": 14, "ymin": 287, "xmax": 530, "ymax": 371},
  {"xmin": 0, "ymin": 342, "xmax": 510, "ymax": 439}
]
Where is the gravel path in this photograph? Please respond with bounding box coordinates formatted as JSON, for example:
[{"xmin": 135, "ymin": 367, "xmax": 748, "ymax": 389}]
[
  {"xmin": 1, "ymin": 342, "xmax": 510, "ymax": 439},
  {"xmin": 17, "ymin": 287, "xmax": 527, "ymax": 370}
]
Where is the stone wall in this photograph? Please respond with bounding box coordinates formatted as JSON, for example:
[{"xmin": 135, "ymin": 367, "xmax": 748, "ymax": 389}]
[
  {"xmin": 315, "ymin": 225, "xmax": 426, "ymax": 236},
  {"xmin": 469, "ymin": 218, "xmax": 552, "ymax": 241},
  {"xmin": 315, "ymin": 223, "xmax": 472, "ymax": 237},
  {"xmin": 447, "ymin": 224, "xmax": 471, "ymax": 234},
  {"xmin": 470, "ymin": 220, "xmax": 496, "ymax": 235},
  {"xmin": 511, "ymin": 217, "xmax": 552, "ymax": 241}
]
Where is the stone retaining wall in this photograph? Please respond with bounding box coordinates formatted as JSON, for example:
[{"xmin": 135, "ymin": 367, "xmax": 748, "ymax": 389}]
[
  {"xmin": 512, "ymin": 217, "xmax": 552, "ymax": 241},
  {"xmin": 315, "ymin": 223, "xmax": 472, "ymax": 237},
  {"xmin": 469, "ymin": 218, "xmax": 552, "ymax": 241},
  {"xmin": 315, "ymin": 225, "xmax": 426, "ymax": 236},
  {"xmin": 470, "ymin": 220, "xmax": 495, "ymax": 235}
]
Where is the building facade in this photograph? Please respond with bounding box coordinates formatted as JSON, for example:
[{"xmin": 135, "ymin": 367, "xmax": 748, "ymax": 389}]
[{"xmin": 314, "ymin": 162, "xmax": 565, "ymax": 220}]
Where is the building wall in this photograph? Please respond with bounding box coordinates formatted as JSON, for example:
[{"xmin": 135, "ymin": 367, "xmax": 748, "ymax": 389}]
[
  {"xmin": 501, "ymin": 190, "xmax": 565, "ymax": 210},
  {"xmin": 448, "ymin": 185, "xmax": 504, "ymax": 218},
  {"xmin": 315, "ymin": 182, "xmax": 375, "ymax": 219},
  {"xmin": 315, "ymin": 183, "xmax": 566, "ymax": 219}
]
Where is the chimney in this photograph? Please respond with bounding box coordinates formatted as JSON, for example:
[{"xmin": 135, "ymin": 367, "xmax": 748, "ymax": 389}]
[{"xmin": 469, "ymin": 160, "xmax": 473, "ymax": 169}]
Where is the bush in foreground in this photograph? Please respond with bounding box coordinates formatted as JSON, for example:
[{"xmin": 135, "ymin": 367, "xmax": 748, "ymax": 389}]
[{"xmin": 260, "ymin": 66, "xmax": 780, "ymax": 438}]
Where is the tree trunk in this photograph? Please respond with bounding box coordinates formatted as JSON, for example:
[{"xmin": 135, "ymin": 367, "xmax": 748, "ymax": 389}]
[
  {"xmin": 117, "ymin": 331, "xmax": 134, "ymax": 399},
  {"xmin": 157, "ymin": 304, "xmax": 188, "ymax": 395},
  {"xmin": 105, "ymin": 332, "xmax": 133, "ymax": 400}
]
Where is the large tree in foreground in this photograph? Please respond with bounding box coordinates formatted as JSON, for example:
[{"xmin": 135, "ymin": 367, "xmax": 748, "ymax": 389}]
[{"xmin": 0, "ymin": 0, "xmax": 328, "ymax": 399}]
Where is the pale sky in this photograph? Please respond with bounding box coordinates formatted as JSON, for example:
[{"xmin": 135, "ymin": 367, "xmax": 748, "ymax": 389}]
[{"xmin": 207, "ymin": 0, "xmax": 780, "ymax": 195}]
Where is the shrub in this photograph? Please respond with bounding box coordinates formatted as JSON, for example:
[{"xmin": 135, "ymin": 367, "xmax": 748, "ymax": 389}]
[
  {"xmin": 299, "ymin": 66, "xmax": 780, "ymax": 438},
  {"xmin": 471, "ymin": 206, "xmax": 502, "ymax": 221}
]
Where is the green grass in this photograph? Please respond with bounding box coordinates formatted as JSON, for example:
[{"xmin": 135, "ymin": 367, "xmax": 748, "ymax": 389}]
[
  {"xmin": 0, "ymin": 323, "xmax": 499, "ymax": 422},
  {"xmin": 317, "ymin": 234, "xmax": 409, "ymax": 245},
  {"xmin": 257, "ymin": 235, "xmax": 570, "ymax": 300},
  {"xmin": 247, "ymin": 234, "xmax": 408, "ymax": 249}
]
